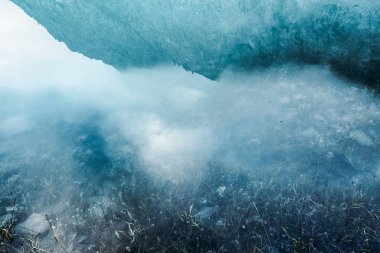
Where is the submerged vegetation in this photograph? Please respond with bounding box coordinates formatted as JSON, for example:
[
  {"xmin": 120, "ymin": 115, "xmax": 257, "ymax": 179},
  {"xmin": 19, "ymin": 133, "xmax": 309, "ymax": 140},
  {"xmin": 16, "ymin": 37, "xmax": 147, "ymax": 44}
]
[
  {"xmin": 1, "ymin": 159, "xmax": 380, "ymax": 252},
  {"xmin": 0, "ymin": 68, "xmax": 379, "ymax": 252}
]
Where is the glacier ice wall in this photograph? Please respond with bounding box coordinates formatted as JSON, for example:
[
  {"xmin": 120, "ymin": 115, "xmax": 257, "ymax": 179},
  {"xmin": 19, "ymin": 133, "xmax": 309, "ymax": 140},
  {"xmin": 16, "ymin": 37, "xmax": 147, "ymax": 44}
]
[{"xmin": 11, "ymin": 0, "xmax": 380, "ymax": 88}]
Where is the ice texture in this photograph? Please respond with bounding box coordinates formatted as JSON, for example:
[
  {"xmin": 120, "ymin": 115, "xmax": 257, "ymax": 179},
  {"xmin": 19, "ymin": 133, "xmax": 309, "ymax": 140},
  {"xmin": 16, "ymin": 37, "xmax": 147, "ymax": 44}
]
[{"xmin": 11, "ymin": 0, "xmax": 380, "ymax": 88}]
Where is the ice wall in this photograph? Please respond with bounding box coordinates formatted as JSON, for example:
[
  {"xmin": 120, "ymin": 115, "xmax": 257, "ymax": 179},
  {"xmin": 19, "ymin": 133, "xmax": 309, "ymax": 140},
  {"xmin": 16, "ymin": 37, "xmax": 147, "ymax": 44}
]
[{"xmin": 11, "ymin": 0, "xmax": 380, "ymax": 88}]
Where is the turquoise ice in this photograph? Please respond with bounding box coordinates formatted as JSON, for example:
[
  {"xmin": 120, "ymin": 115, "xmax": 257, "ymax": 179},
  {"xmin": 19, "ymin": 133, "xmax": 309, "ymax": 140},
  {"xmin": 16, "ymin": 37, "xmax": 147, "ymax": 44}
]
[{"xmin": 12, "ymin": 0, "xmax": 380, "ymax": 88}]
